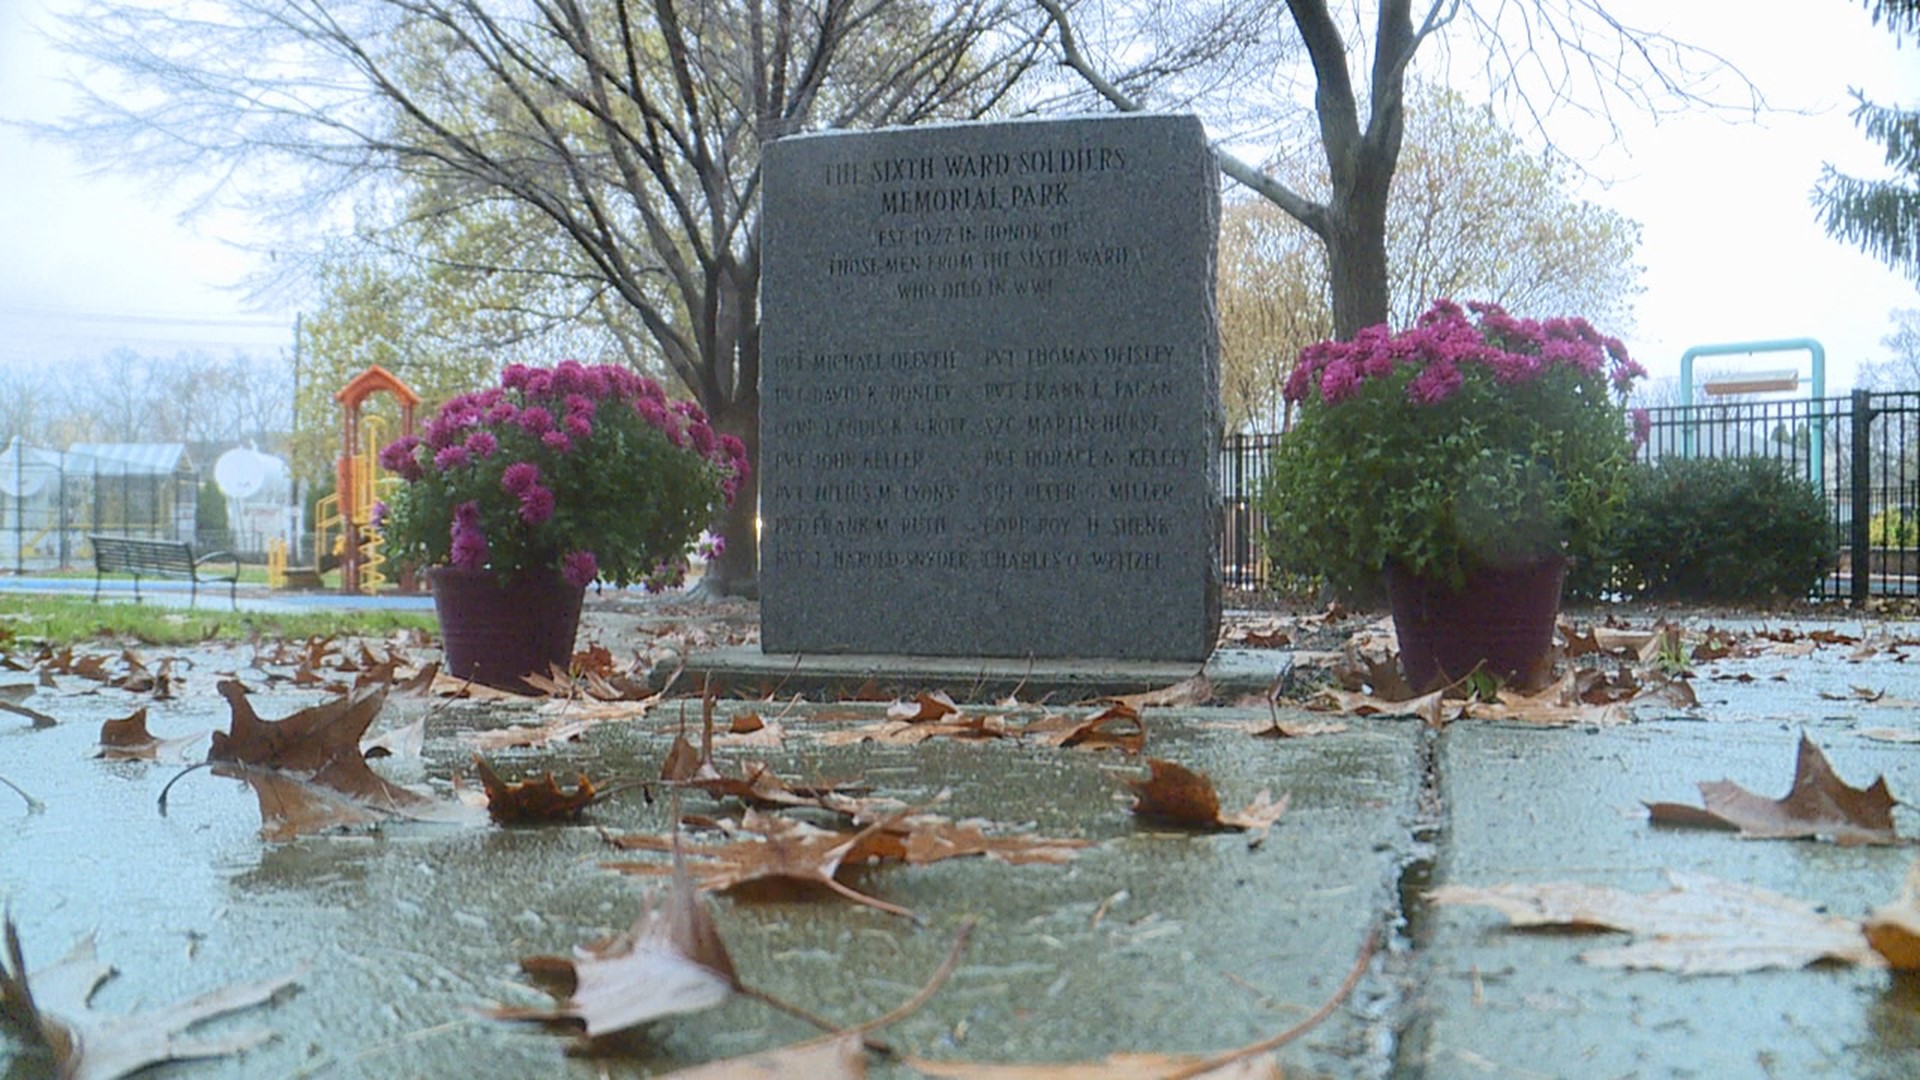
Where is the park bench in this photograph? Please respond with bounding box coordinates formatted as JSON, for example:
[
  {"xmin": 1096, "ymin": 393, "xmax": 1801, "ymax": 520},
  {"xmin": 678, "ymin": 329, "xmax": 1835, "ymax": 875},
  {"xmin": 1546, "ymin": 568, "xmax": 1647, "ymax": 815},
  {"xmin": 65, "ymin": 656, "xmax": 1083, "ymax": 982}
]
[{"xmin": 88, "ymin": 534, "xmax": 240, "ymax": 610}]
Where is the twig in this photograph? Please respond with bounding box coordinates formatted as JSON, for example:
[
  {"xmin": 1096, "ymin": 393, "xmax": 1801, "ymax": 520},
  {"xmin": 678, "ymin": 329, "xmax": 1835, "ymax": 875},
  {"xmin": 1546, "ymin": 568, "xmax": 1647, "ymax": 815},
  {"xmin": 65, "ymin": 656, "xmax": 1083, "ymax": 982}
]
[
  {"xmin": 851, "ymin": 916, "xmax": 975, "ymax": 1036},
  {"xmin": 1162, "ymin": 926, "xmax": 1379, "ymax": 1080},
  {"xmin": 0, "ymin": 775, "xmax": 43, "ymax": 814},
  {"xmin": 0, "ymin": 700, "xmax": 58, "ymax": 728},
  {"xmin": 155, "ymin": 761, "xmax": 214, "ymax": 815},
  {"xmin": 737, "ymin": 915, "xmax": 977, "ymax": 1058}
]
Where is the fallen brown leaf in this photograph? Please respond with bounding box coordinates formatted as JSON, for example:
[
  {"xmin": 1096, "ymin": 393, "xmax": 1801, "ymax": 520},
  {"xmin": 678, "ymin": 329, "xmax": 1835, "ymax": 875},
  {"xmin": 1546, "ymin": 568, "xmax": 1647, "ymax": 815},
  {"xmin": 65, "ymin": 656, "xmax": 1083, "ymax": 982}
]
[
  {"xmin": 1126, "ymin": 759, "xmax": 1290, "ymax": 847},
  {"xmin": 1021, "ymin": 702, "xmax": 1145, "ymax": 753},
  {"xmin": 360, "ymin": 715, "xmax": 425, "ymax": 760},
  {"xmin": 1109, "ymin": 672, "xmax": 1214, "ymax": 709},
  {"xmin": 473, "ymin": 755, "xmax": 600, "ymax": 825},
  {"xmin": 1644, "ymin": 733, "xmax": 1899, "ymax": 845},
  {"xmin": 604, "ymin": 806, "xmax": 926, "ymax": 918},
  {"xmin": 1429, "ymin": 870, "xmax": 1880, "ymax": 973},
  {"xmin": 1, "ymin": 914, "xmax": 301, "ymax": 1080},
  {"xmin": 203, "ymin": 681, "xmax": 457, "ymax": 840},
  {"xmin": 493, "ymin": 850, "xmax": 738, "ymax": 1038},
  {"xmin": 1865, "ymin": 858, "xmax": 1920, "ymax": 970},
  {"xmin": 95, "ymin": 709, "xmax": 205, "ymax": 763},
  {"xmin": 888, "ymin": 690, "xmax": 961, "ymax": 722}
]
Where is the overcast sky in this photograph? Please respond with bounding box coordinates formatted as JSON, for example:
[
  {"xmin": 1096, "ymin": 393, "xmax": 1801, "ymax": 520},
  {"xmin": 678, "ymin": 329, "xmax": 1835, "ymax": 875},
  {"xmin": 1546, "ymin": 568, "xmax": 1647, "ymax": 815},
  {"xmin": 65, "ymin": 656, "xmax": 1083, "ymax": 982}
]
[{"xmin": 0, "ymin": 0, "xmax": 1915, "ymax": 393}]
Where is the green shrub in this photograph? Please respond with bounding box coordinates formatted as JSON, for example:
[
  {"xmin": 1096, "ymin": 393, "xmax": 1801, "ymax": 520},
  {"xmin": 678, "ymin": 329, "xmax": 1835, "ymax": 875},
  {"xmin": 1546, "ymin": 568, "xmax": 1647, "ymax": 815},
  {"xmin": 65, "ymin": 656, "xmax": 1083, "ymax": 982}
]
[
  {"xmin": 1870, "ymin": 507, "xmax": 1919, "ymax": 547},
  {"xmin": 1609, "ymin": 456, "xmax": 1831, "ymax": 603}
]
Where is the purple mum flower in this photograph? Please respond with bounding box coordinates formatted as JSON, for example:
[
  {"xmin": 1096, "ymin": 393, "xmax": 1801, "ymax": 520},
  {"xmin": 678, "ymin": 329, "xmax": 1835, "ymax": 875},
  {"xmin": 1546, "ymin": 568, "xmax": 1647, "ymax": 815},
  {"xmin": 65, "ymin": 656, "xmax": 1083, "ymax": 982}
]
[
  {"xmin": 561, "ymin": 549, "xmax": 599, "ymax": 588},
  {"xmin": 518, "ymin": 484, "xmax": 555, "ymax": 525},
  {"xmin": 518, "ymin": 406, "xmax": 554, "ymax": 436},
  {"xmin": 501, "ymin": 461, "xmax": 541, "ymax": 495},
  {"xmin": 564, "ymin": 413, "xmax": 593, "ymax": 440},
  {"xmin": 433, "ymin": 444, "xmax": 472, "ymax": 471},
  {"xmin": 541, "ymin": 430, "xmax": 574, "ymax": 453},
  {"xmin": 1408, "ymin": 360, "xmax": 1464, "ymax": 405},
  {"xmin": 378, "ymin": 435, "xmax": 424, "ymax": 482},
  {"xmin": 464, "ymin": 431, "xmax": 498, "ymax": 458},
  {"xmin": 450, "ymin": 502, "xmax": 489, "ymax": 570}
]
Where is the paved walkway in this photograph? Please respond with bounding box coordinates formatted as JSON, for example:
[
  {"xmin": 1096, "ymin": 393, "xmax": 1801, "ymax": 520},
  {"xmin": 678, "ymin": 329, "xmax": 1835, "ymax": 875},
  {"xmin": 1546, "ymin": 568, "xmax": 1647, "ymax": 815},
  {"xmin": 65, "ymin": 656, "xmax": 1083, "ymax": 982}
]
[{"xmin": 4, "ymin": 605, "xmax": 1919, "ymax": 1077}]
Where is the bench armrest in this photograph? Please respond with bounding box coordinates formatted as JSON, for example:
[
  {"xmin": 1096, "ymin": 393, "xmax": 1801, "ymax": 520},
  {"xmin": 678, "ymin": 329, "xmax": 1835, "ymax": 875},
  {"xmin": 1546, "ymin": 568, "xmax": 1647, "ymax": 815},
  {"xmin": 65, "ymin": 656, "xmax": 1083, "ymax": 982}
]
[{"xmin": 194, "ymin": 550, "xmax": 241, "ymax": 579}]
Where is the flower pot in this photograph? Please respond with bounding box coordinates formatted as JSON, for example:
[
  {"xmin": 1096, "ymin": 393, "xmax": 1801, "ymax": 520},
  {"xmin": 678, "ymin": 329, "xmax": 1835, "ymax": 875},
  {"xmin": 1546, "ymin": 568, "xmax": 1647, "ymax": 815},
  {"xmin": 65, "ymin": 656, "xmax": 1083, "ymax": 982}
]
[
  {"xmin": 429, "ymin": 566, "xmax": 585, "ymax": 693},
  {"xmin": 1384, "ymin": 558, "xmax": 1566, "ymax": 692}
]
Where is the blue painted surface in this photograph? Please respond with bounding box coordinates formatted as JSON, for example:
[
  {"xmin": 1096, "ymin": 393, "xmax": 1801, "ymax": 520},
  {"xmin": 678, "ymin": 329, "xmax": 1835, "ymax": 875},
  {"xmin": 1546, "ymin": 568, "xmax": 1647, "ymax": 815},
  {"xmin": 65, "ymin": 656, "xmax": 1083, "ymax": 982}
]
[{"xmin": 0, "ymin": 576, "xmax": 435, "ymax": 613}]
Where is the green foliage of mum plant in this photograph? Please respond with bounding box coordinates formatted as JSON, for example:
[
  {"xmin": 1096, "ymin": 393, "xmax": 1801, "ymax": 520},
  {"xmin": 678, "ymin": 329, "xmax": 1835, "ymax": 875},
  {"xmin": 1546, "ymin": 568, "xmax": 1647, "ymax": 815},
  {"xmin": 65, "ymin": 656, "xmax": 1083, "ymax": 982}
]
[{"xmin": 1258, "ymin": 299, "xmax": 1645, "ymax": 595}]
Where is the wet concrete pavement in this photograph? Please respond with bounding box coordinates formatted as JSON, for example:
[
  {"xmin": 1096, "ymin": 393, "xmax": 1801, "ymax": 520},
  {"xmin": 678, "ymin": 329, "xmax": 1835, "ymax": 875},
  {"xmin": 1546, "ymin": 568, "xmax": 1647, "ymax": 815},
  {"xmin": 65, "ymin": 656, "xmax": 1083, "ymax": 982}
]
[{"xmin": 4, "ymin": 602, "xmax": 1920, "ymax": 1077}]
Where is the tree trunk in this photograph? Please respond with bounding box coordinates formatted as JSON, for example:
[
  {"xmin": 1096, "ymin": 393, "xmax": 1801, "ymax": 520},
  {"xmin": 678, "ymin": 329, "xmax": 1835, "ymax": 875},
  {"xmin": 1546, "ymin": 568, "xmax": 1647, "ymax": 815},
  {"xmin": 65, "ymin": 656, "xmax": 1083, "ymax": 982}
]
[
  {"xmin": 703, "ymin": 394, "xmax": 761, "ymax": 599},
  {"xmin": 1324, "ymin": 203, "xmax": 1391, "ymax": 339}
]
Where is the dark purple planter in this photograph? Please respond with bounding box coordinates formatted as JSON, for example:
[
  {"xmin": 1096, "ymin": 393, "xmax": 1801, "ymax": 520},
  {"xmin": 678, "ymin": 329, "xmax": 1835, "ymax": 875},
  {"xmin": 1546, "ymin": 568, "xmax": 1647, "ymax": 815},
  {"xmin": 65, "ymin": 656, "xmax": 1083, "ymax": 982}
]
[
  {"xmin": 1385, "ymin": 558, "xmax": 1567, "ymax": 692},
  {"xmin": 429, "ymin": 566, "xmax": 584, "ymax": 694}
]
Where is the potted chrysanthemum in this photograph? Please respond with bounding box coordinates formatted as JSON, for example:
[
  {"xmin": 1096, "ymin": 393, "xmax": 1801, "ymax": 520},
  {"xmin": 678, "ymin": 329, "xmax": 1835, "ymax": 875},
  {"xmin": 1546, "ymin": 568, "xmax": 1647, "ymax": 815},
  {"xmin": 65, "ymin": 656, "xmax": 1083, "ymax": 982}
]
[
  {"xmin": 1259, "ymin": 299, "xmax": 1645, "ymax": 690},
  {"xmin": 378, "ymin": 361, "xmax": 748, "ymax": 691}
]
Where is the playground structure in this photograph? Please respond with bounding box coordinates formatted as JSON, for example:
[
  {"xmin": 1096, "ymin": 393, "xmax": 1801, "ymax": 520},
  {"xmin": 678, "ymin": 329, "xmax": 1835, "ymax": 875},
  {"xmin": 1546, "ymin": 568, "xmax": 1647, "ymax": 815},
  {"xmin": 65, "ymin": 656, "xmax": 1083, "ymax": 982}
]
[{"xmin": 274, "ymin": 365, "xmax": 419, "ymax": 595}]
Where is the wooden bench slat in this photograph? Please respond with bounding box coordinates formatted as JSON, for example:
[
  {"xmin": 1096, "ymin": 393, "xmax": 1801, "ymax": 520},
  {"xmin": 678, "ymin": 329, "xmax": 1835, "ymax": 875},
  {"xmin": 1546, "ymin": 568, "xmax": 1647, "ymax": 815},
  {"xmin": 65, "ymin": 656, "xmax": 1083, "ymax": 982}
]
[{"xmin": 88, "ymin": 534, "xmax": 239, "ymax": 610}]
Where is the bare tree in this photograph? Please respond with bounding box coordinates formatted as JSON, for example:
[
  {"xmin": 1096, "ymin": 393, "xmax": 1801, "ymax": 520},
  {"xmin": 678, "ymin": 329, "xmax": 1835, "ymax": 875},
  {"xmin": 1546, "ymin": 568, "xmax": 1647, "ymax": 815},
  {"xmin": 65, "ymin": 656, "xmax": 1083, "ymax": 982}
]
[
  {"xmin": 1037, "ymin": 0, "xmax": 1755, "ymax": 339},
  {"xmin": 54, "ymin": 0, "xmax": 1052, "ymax": 594}
]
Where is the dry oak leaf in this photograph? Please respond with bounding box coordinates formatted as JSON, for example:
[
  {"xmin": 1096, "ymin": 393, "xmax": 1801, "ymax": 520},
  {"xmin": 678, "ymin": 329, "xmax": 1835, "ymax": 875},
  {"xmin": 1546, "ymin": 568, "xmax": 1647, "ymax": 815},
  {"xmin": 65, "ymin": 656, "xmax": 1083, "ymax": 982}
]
[
  {"xmin": 1021, "ymin": 702, "xmax": 1146, "ymax": 753},
  {"xmin": 889, "ymin": 690, "xmax": 961, "ymax": 722},
  {"xmin": 207, "ymin": 680, "xmax": 462, "ymax": 840},
  {"xmin": 465, "ymin": 715, "xmax": 604, "ymax": 752},
  {"xmin": 1428, "ymin": 870, "xmax": 1881, "ymax": 974},
  {"xmin": 472, "ymin": 755, "xmax": 599, "ymax": 825},
  {"xmin": 359, "ymin": 714, "xmax": 425, "ymax": 760},
  {"xmin": 1644, "ymin": 732, "xmax": 1899, "ymax": 845},
  {"xmin": 1109, "ymin": 672, "xmax": 1215, "ymax": 709},
  {"xmin": 603, "ymin": 805, "xmax": 932, "ymax": 918},
  {"xmin": 493, "ymin": 855, "xmax": 739, "ymax": 1038},
  {"xmin": 660, "ymin": 701, "xmax": 864, "ymax": 808},
  {"xmin": 1865, "ymin": 857, "xmax": 1920, "ymax": 969},
  {"xmin": 1, "ymin": 914, "xmax": 302, "ymax": 1080},
  {"xmin": 1309, "ymin": 686, "xmax": 1458, "ymax": 728},
  {"xmin": 872, "ymin": 815, "xmax": 1091, "ymax": 866},
  {"xmin": 1126, "ymin": 759, "xmax": 1291, "ymax": 847},
  {"xmin": 95, "ymin": 709, "xmax": 205, "ymax": 762}
]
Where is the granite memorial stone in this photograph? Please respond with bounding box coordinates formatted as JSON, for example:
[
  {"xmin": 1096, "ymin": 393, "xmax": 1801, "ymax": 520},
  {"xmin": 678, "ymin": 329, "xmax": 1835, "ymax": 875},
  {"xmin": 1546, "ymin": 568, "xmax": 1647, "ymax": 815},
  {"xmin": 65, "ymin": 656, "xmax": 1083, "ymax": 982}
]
[{"xmin": 759, "ymin": 113, "xmax": 1222, "ymax": 660}]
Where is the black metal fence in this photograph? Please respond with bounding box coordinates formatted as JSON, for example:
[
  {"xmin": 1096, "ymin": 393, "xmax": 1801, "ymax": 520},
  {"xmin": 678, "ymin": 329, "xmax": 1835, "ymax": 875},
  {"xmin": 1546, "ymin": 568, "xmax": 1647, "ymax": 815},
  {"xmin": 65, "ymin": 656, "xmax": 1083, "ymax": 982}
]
[
  {"xmin": 1220, "ymin": 390, "xmax": 1920, "ymax": 602},
  {"xmin": 1, "ymin": 451, "xmax": 200, "ymax": 575},
  {"xmin": 1220, "ymin": 431, "xmax": 1281, "ymax": 590}
]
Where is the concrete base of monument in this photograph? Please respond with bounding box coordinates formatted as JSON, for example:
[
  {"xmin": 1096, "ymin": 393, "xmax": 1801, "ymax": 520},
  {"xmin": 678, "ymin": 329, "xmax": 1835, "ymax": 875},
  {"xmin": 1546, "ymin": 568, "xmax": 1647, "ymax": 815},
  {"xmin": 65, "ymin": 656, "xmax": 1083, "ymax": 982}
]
[{"xmin": 650, "ymin": 645, "xmax": 1289, "ymax": 702}]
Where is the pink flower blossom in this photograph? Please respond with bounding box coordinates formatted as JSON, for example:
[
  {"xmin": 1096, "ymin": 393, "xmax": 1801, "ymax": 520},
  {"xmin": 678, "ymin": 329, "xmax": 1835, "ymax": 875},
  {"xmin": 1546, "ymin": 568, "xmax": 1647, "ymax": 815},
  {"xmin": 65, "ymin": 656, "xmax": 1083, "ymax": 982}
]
[
  {"xmin": 518, "ymin": 407, "xmax": 554, "ymax": 436},
  {"xmin": 1317, "ymin": 359, "xmax": 1362, "ymax": 404},
  {"xmin": 561, "ymin": 549, "xmax": 599, "ymax": 588},
  {"xmin": 1631, "ymin": 407, "xmax": 1652, "ymax": 450},
  {"xmin": 564, "ymin": 413, "xmax": 593, "ymax": 440},
  {"xmin": 450, "ymin": 501, "xmax": 489, "ymax": 570},
  {"xmin": 378, "ymin": 436, "xmax": 423, "ymax": 482},
  {"xmin": 541, "ymin": 430, "xmax": 574, "ymax": 453},
  {"xmin": 464, "ymin": 431, "xmax": 498, "ymax": 458},
  {"xmin": 501, "ymin": 461, "xmax": 540, "ymax": 495},
  {"xmin": 688, "ymin": 422, "xmax": 716, "ymax": 455},
  {"xmin": 433, "ymin": 444, "xmax": 472, "ymax": 471},
  {"xmin": 518, "ymin": 483, "xmax": 556, "ymax": 525},
  {"xmin": 1408, "ymin": 360, "xmax": 1463, "ymax": 405}
]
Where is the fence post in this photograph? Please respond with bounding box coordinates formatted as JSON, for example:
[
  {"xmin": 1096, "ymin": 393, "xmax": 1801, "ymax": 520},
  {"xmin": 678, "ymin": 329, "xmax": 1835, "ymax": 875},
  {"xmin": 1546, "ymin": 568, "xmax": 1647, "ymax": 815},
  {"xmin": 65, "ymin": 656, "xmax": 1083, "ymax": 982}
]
[{"xmin": 1853, "ymin": 389, "xmax": 1874, "ymax": 607}]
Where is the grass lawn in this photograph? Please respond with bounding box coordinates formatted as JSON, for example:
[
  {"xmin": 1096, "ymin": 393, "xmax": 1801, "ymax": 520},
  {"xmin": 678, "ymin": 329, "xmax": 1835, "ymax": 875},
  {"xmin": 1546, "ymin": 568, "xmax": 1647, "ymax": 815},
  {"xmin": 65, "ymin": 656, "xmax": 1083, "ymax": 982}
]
[{"xmin": 0, "ymin": 595, "xmax": 437, "ymax": 650}]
